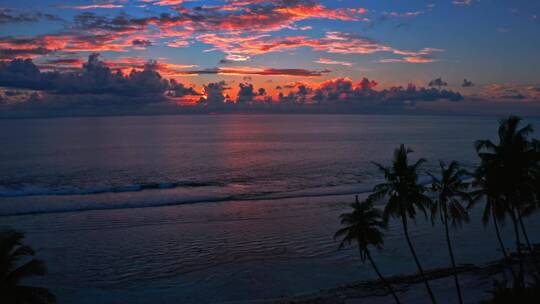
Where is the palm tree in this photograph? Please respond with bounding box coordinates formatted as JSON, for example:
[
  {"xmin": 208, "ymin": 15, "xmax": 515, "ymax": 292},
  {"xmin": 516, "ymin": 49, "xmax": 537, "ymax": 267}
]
[
  {"xmin": 367, "ymin": 144, "xmax": 437, "ymax": 304},
  {"xmin": 429, "ymin": 161, "xmax": 471, "ymax": 304},
  {"xmin": 470, "ymin": 170, "xmax": 516, "ymax": 281},
  {"xmin": 475, "ymin": 116, "xmax": 538, "ymax": 285},
  {"xmin": 0, "ymin": 229, "xmax": 56, "ymax": 304},
  {"xmin": 335, "ymin": 196, "xmax": 401, "ymax": 304},
  {"xmin": 533, "ymin": 140, "xmax": 540, "ymax": 213}
]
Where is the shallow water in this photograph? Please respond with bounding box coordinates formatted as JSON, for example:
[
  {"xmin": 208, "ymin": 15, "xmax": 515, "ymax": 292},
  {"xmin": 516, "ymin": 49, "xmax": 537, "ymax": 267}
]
[{"xmin": 1, "ymin": 114, "xmax": 539, "ymax": 303}]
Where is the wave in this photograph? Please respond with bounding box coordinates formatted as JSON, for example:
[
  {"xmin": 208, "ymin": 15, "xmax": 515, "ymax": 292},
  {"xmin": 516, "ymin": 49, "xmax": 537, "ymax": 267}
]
[
  {"xmin": 0, "ymin": 175, "xmax": 435, "ymax": 217},
  {"xmin": 0, "ymin": 183, "xmax": 378, "ymax": 217},
  {"xmin": 0, "ymin": 181, "xmax": 222, "ymax": 198}
]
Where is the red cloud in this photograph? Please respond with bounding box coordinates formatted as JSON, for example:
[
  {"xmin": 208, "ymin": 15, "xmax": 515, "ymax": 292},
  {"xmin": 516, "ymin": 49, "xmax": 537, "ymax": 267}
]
[
  {"xmin": 196, "ymin": 31, "xmax": 443, "ymax": 62},
  {"xmin": 142, "ymin": 0, "xmax": 187, "ymax": 6},
  {"xmin": 0, "ymin": 0, "xmax": 441, "ymax": 72}
]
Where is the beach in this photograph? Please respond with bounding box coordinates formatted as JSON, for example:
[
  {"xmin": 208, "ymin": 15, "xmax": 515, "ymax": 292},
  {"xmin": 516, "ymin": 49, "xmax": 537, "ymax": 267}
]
[{"xmin": 2, "ymin": 192, "xmax": 539, "ymax": 303}]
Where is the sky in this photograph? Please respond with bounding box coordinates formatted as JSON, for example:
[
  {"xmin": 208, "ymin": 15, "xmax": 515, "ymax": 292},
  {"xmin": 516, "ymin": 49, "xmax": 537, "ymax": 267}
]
[{"xmin": 0, "ymin": 0, "xmax": 540, "ymax": 116}]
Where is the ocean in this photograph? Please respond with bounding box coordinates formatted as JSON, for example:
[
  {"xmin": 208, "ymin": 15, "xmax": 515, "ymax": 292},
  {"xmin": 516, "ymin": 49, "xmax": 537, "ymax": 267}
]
[{"xmin": 1, "ymin": 114, "xmax": 539, "ymax": 303}]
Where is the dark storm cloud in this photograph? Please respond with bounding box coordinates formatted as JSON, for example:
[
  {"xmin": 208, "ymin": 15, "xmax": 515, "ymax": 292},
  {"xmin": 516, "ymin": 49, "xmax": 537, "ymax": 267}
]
[
  {"xmin": 166, "ymin": 79, "xmax": 199, "ymax": 98},
  {"xmin": 275, "ymin": 82, "xmax": 311, "ymax": 104},
  {"xmin": 0, "ymin": 58, "xmax": 57, "ymax": 90},
  {"xmin": 0, "ymin": 54, "xmax": 197, "ymax": 98},
  {"xmin": 236, "ymin": 82, "xmax": 269, "ymax": 103},
  {"xmin": 202, "ymin": 81, "xmax": 230, "ymax": 105},
  {"xmin": 282, "ymin": 78, "xmax": 464, "ymax": 105},
  {"xmin": 236, "ymin": 82, "xmax": 257, "ymax": 103}
]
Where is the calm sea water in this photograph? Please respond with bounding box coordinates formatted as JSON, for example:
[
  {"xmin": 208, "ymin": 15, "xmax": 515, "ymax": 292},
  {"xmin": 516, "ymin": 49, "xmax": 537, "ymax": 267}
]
[{"xmin": 1, "ymin": 114, "xmax": 539, "ymax": 303}]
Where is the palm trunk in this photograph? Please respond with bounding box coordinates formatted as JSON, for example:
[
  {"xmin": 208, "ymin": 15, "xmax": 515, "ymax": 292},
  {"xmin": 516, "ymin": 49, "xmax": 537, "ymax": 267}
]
[
  {"xmin": 517, "ymin": 208, "xmax": 540, "ymax": 274},
  {"xmin": 492, "ymin": 211, "xmax": 516, "ymax": 282},
  {"xmin": 516, "ymin": 208, "xmax": 534, "ymax": 253},
  {"xmin": 401, "ymin": 215, "xmax": 437, "ymax": 304},
  {"xmin": 518, "ymin": 214, "xmax": 532, "ymax": 251},
  {"xmin": 509, "ymin": 205, "xmax": 525, "ymax": 287},
  {"xmin": 366, "ymin": 250, "xmax": 401, "ymax": 304},
  {"xmin": 443, "ymin": 206, "xmax": 463, "ymax": 304},
  {"xmin": 492, "ymin": 210, "xmax": 508, "ymax": 259}
]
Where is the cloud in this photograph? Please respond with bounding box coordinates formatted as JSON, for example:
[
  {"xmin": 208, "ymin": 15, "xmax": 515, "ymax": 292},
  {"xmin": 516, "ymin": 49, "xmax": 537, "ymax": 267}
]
[
  {"xmin": 0, "ymin": 1, "xmax": 437, "ymax": 66},
  {"xmin": 235, "ymin": 82, "xmax": 271, "ymax": 103},
  {"xmin": 202, "ymin": 81, "xmax": 230, "ymax": 105},
  {"xmin": 197, "ymin": 31, "xmax": 443, "ymax": 62},
  {"xmin": 0, "ymin": 47, "xmax": 51, "ymax": 60},
  {"xmin": 528, "ymin": 86, "xmax": 540, "ymax": 93},
  {"xmin": 0, "ymin": 54, "xmax": 198, "ymax": 98},
  {"xmin": 452, "ymin": 0, "xmax": 475, "ymax": 6},
  {"xmin": 481, "ymin": 83, "xmax": 540, "ymax": 101},
  {"xmin": 0, "ymin": 89, "xmax": 40, "ymax": 105},
  {"xmin": 428, "ymin": 77, "xmax": 448, "ymax": 88},
  {"xmin": 384, "ymin": 11, "xmax": 423, "ymax": 18},
  {"xmin": 0, "ymin": 32, "xmax": 137, "ymax": 60},
  {"xmin": 132, "ymin": 39, "xmax": 152, "ymax": 49},
  {"xmin": 276, "ymin": 77, "xmax": 463, "ymax": 105},
  {"xmin": 0, "ymin": 58, "xmax": 56, "ymax": 90},
  {"xmin": 0, "ymin": 8, "xmax": 61, "ymax": 24},
  {"xmin": 315, "ymin": 58, "xmax": 352, "ymax": 67},
  {"xmin": 462, "ymin": 79, "xmax": 474, "ymax": 87},
  {"xmin": 1, "ymin": 73, "xmax": 469, "ymax": 116},
  {"xmin": 47, "ymin": 1, "xmax": 371, "ymax": 61},
  {"xmin": 236, "ymin": 82, "xmax": 256, "ymax": 103},
  {"xmin": 60, "ymin": 4, "xmax": 124, "ymax": 10},
  {"xmin": 379, "ymin": 57, "xmax": 436, "ymax": 63},
  {"xmin": 73, "ymin": 12, "xmax": 146, "ymax": 33},
  {"xmin": 379, "ymin": 48, "xmax": 443, "ymax": 64},
  {"xmin": 178, "ymin": 66, "xmax": 330, "ymax": 77},
  {"xmin": 378, "ymin": 84, "xmax": 463, "ymax": 103},
  {"xmin": 142, "ymin": 0, "xmax": 187, "ymax": 6},
  {"xmin": 131, "ymin": 0, "xmax": 367, "ymax": 34}
]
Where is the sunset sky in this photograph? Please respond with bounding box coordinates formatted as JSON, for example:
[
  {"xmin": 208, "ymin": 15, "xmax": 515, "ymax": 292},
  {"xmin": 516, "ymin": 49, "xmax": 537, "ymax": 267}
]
[{"xmin": 1, "ymin": 0, "xmax": 540, "ymax": 114}]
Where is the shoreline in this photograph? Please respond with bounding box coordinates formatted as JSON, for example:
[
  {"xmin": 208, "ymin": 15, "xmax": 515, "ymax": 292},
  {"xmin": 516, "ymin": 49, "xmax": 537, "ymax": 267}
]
[
  {"xmin": 3, "ymin": 191, "xmax": 538, "ymax": 303},
  {"xmin": 273, "ymin": 248, "xmax": 540, "ymax": 304}
]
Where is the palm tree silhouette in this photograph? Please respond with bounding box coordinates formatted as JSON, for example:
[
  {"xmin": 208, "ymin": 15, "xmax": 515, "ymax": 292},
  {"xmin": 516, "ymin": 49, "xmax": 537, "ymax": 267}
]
[
  {"xmin": 475, "ymin": 116, "xmax": 538, "ymax": 285},
  {"xmin": 533, "ymin": 139, "xmax": 540, "ymax": 212},
  {"xmin": 0, "ymin": 229, "xmax": 56, "ymax": 304},
  {"xmin": 335, "ymin": 196, "xmax": 401, "ymax": 304},
  {"xmin": 470, "ymin": 171, "xmax": 516, "ymax": 281},
  {"xmin": 429, "ymin": 161, "xmax": 471, "ymax": 304},
  {"xmin": 368, "ymin": 144, "xmax": 437, "ymax": 304}
]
